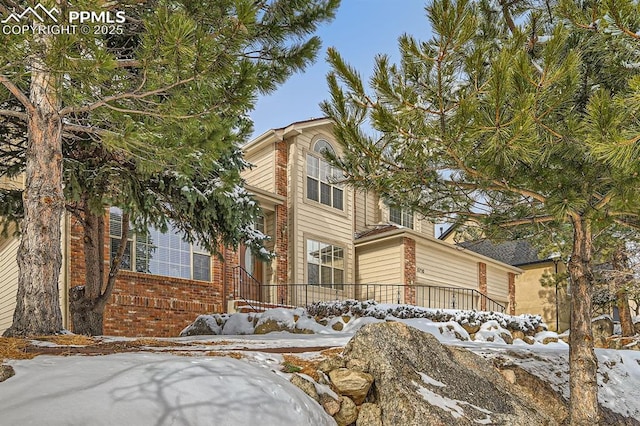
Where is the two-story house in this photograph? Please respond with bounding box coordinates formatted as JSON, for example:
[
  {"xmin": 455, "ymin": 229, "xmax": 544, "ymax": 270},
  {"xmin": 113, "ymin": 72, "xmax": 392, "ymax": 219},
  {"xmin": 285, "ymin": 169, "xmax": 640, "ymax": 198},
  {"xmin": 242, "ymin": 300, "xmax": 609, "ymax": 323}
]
[{"xmin": 0, "ymin": 118, "xmax": 522, "ymax": 337}]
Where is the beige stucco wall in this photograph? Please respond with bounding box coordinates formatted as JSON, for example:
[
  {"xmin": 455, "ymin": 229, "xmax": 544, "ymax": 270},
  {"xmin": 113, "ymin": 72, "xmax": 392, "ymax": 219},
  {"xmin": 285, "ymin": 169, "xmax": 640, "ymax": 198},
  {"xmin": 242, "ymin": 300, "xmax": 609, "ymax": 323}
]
[{"xmin": 515, "ymin": 262, "xmax": 570, "ymax": 332}]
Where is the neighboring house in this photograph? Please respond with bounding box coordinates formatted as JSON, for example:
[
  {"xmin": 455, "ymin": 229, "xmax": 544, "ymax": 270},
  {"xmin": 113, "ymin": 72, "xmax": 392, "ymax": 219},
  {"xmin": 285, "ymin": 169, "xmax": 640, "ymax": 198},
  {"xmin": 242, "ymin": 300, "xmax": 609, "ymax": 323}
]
[
  {"xmin": 439, "ymin": 225, "xmax": 571, "ymax": 332},
  {"xmin": 0, "ymin": 118, "xmax": 522, "ymax": 337}
]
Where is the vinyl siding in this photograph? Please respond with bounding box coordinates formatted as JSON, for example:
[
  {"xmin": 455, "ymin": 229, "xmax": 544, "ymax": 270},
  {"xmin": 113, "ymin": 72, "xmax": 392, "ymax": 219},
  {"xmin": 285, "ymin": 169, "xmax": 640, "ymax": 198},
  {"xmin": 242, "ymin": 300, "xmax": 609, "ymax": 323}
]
[
  {"xmin": 290, "ymin": 129, "xmax": 354, "ymax": 285},
  {"xmin": 0, "ymin": 228, "xmax": 19, "ymax": 334},
  {"xmin": 415, "ymin": 240, "xmax": 478, "ymax": 289},
  {"xmin": 356, "ymin": 239, "xmax": 403, "ymax": 284},
  {"xmin": 354, "ymin": 190, "xmax": 381, "ymax": 234},
  {"xmin": 243, "ymin": 144, "xmax": 275, "ymax": 192},
  {"xmin": 486, "ymin": 264, "xmax": 509, "ymax": 303}
]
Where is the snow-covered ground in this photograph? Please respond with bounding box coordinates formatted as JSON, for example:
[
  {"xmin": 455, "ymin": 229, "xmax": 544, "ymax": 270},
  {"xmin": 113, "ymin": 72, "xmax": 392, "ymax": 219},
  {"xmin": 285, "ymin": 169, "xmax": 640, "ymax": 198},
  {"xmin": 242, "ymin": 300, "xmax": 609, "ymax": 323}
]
[{"xmin": 1, "ymin": 306, "xmax": 639, "ymax": 425}]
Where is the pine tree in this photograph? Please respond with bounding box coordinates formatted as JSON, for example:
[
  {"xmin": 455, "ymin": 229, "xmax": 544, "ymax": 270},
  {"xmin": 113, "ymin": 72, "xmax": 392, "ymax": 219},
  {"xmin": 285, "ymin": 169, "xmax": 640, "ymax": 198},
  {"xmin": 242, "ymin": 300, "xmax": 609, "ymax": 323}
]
[
  {"xmin": 0, "ymin": 0, "xmax": 339, "ymax": 336},
  {"xmin": 322, "ymin": 0, "xmax": 640, "ymax": 423}
]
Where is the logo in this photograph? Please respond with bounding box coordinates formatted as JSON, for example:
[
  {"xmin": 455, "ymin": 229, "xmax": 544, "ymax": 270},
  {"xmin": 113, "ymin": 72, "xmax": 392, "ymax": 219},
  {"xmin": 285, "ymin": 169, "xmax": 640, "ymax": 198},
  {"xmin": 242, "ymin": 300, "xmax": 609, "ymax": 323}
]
[{"xmin": 1, "ymin": 4, "xmax": 60, "ymax": 24}]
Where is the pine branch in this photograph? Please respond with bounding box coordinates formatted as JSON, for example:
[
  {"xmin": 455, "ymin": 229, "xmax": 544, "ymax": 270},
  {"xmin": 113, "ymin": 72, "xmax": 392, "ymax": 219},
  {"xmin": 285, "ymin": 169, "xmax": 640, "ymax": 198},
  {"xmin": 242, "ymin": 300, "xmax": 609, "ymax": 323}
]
[
  {"xmin": 0, "ymin": 76, "xmax": 34, "ymax": 113},
  {"xmin": 0, "ymin": 109, "xmax": 27, "ymax": 120},
  {"xmin": 97, "ymin": 210, "xmax": 129, "ymax": 310}
]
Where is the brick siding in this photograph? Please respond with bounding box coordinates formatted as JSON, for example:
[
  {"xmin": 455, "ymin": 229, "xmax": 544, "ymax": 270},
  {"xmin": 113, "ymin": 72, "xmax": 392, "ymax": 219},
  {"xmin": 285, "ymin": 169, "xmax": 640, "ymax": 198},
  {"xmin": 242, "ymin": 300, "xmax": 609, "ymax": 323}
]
[
  {"xmin": 69, "ymin": 212, "xmax": 224, "ymax": 337},
  {"xmin": 478, "ymin": 262, "xmax": 487, "ymax": 311},
  {"xmin": 275, "ymin": 139, "xmax": 289, "ymax": 303},
  {"xmin": 508, "ymin": 272, "xmax": 516, "ymax": 315},
  {"xmin": 403, "ymin": 237, "xmax": 416, "ymax": 305}
]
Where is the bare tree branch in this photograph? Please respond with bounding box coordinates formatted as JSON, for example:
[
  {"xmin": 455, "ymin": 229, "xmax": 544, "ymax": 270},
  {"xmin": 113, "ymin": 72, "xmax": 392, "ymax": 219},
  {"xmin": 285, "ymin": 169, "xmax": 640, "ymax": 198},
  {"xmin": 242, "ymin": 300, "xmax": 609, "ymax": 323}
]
[{"xmin": 0, "ymin": 76, "xmax": 34, "ymax": 113}]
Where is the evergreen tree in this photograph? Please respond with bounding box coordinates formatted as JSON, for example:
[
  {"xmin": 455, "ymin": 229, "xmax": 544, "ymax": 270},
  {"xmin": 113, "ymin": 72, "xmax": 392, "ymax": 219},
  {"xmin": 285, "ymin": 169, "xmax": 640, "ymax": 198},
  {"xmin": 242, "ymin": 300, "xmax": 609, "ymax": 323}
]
[
  {"xmin": 0, "ymin": 0, "xmax": 339, "ymax": 336},
  {"xmin": 322, "ymin": 0, "xmax": 640, "ymax": 423}
]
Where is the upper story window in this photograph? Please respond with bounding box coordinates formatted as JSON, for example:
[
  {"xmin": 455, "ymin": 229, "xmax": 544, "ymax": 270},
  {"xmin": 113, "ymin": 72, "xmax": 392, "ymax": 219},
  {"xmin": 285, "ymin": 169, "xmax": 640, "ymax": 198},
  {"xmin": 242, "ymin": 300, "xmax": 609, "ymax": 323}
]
[
  {"xmin": 389, "ymin": 205, "xmax": 414, "ymax": 229},
  {"xmin": 306, "ymin": 139, "xmax": 344, "ymax": 210},
  {"xmin": 109, "ymin": 208, "xmax": 211, "ymax": 282},
  {"xmin": 306, "ymin": 239, "xmax": 344, "ymax": 290}
]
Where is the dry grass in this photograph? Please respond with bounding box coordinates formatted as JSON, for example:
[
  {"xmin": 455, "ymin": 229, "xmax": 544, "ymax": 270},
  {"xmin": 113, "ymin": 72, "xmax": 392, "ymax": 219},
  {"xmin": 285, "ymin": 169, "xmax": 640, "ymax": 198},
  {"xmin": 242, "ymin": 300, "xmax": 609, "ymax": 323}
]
[
  {"xmin": 0, "ymin": 337, "xmax": 35, "ymax": 360},
  {"xmin": 320, "ymin": 347, "xmax": 344, "ymax": 357},
  {"xmin": 35, "ymin": 335, "xmax": 96, "ymax": 346},
  {"xmin": 206, "ymin": 351, "xmax": 245, "ymax": 359},
  {"xmin": 128, "ymin": 338, "xmax": 184, "ymax": 348},
  {"xmin": 282, "ymin": 354, "xmax": 322, "ymax": 381}
]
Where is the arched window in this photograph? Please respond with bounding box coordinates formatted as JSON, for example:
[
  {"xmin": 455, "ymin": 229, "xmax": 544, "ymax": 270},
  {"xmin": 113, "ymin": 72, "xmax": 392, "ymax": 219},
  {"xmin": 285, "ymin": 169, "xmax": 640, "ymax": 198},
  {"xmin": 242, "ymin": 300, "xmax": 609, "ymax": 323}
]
[{"xmin": 306, "ymin": 139, "xmax": 344, "ymax": 210}]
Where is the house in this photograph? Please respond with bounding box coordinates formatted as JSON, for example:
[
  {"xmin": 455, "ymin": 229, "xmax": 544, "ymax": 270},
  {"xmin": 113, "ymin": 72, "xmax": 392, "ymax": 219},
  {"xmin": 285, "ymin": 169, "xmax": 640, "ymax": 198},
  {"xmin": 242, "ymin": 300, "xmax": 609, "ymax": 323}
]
[
  {"xmin": 439, "ymin": 225, "xmax": 571, "ymax": 332},
  {"xmin": 0, "ymin": 118, "xmax": 522, "ymax": 337}
]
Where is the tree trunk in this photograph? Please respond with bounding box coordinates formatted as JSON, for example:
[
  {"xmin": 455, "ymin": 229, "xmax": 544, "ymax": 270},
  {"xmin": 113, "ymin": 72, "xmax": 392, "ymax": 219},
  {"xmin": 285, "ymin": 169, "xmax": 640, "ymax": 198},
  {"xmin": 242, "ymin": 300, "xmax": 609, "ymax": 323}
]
[
  {"xmin": 3, "ymin": 35, "xmax": 64, "ymax": 337},
  {"xmin": 611, "ymin": 249, "xmax": 635, "ymax": 337},
  {"xmin": 69, "ymin": 200, "xmax": 106, "ymax": 335},
  {"xmin": 567, "ymin": 216, "xmax": 599, "ymax": 425}
]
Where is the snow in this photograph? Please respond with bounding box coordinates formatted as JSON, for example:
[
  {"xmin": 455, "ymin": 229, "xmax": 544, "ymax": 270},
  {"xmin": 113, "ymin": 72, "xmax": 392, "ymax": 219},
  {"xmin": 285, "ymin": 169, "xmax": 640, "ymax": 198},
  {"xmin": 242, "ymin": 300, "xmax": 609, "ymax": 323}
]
[
  {"xmin": 1, "ymin": 353, "xmax": 335, "ymax": 426},
  {"xmin": 2, "ymin": 304, "xmax": 640, "ymax": 424}
]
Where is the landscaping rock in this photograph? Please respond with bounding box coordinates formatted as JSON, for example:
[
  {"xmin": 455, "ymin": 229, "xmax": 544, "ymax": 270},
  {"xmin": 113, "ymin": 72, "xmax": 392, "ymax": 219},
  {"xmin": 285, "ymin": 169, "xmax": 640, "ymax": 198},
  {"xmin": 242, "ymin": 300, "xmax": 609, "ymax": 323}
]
[
  {"xmin": 343, "ymin": 322, "xmax": 553, "ymax": 425},
  {"xmin": 254, "ymin": 319, "xmax": 293, "ymax": 335},
  {"xmin": 356, "ymin": 403, "xmax": 383, "ymax": 426},
  {"xmin": 319, "ymin": 393, "xmax": 341, "ymax": 416},
  {"xmin": 318, "ymin": 356, "xmax": 345, "ymax": 374},
  {"xmin": 290, "ymin": 373, "xmax": 319, "ymax": 402},
  {"xmin": 328, "ymin": 368, "xmax": 374, "ymax": 405},
  {"xmin": 592, "ymin": 316, "xmax": 614, "ymax": 341},
  {"xmin": 334, "ymin": 396, "xmax": 358, "ymax": 426},
  {"xmin": 179, "ymin": 315, "xmax": 221, "ymax": 336},
  {"xmin": 0, "ymin": 364, "xmax": 14, "ymax": 383}
]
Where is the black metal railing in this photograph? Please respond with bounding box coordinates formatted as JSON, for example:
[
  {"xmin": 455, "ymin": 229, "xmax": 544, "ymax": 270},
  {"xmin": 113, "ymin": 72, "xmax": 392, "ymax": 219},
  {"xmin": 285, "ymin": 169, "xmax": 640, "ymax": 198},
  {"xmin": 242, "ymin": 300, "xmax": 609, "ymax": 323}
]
[{"xmin": 231, "ymin": 267, "xmax": 505, "ymax": 313}]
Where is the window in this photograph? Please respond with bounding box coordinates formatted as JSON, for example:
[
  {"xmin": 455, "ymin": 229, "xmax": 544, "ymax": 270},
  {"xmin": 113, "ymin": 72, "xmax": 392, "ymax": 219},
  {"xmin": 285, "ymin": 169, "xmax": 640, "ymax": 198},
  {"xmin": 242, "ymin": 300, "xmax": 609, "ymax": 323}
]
[
  {"xmin": 389, "ymin": 206, "xmax": 414, "ymax": 229},
  {"xmin": 109, "ymin": 208, "xmax": 211, "ymax": 281},
  {"xmin": 306, "ymin": 140, "xmax": 344, "ymax": 210},
  {"xmin": 307, "ymin": 239, "xmax": 344, "ymax": 289}
]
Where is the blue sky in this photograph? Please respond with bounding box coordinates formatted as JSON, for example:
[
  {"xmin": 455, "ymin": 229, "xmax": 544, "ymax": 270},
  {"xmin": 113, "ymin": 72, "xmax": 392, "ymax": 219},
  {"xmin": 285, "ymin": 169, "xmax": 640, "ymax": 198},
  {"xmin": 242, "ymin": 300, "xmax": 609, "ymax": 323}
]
[{"xmin": 250, "ymin": 0, "xmax": 433, "ymax": 139}]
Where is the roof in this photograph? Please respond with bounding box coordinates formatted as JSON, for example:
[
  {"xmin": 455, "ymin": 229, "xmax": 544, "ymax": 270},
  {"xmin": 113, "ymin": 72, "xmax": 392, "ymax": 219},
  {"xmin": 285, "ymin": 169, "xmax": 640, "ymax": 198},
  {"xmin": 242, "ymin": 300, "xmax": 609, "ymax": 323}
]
[
  {"xmin": 354, "ymin": 224, "xmax": 401, "ymax": 240},
  {"xmin": 458, "ymin": 239, "xmax": 543, "ymax": 266}
]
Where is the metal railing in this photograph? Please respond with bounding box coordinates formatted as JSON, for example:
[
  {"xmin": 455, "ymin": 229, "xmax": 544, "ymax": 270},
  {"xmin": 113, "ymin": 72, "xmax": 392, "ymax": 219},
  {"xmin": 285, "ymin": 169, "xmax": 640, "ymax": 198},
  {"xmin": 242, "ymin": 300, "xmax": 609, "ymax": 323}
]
[{"xmin": 231, "ymin": 267, "xmax": 506, "ymax": 313}]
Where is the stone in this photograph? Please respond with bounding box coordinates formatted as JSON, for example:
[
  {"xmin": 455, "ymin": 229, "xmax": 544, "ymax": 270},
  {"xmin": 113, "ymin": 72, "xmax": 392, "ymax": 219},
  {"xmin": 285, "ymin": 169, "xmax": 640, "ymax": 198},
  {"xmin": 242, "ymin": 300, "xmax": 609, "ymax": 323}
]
[
  {"xmin": 334, "ymin": 396, "xmax": 358, "ymax": 426},
  {"xmin": 254, "ymin": 319, "xmax": 293, "ymax": 335},
  {"xmin": 512, "ymin": 330, "xmax": 525, "ymax": 341},
  {"xmin": 500, "ymin": 369, "xmax": 516, "ymax": 384},
  {"xmin": 332, "ymin": 321, "xmax": 344, "ymax": 331},
  {"xmin": 342, "ymin": 315, "xmax": 351, "ymax": 323},
  {"xmin": 290, "ymin": 373, "xmax": 319, "ymax": 402},
  {"xmin": 179, "ymin": 315, "xmax": 221, "ymax": 336},
  {"xmin": 500, "ymin": 332, "xmax": 514, "ymax": 344},
  {"xmin": 0, "ymin": 364, "xmax": 15, "ymax": 383},
  {"xmin": 346, "ymin": 358, "xmax": 368, "ymax": 373},
  {"xmin": 319, "ymin": 393, "xmax": 341, "ymax": 416},
  {"xmin": 356, "ymin": 403, "xmax": 383, "ymax": 426},
  {"xmin": 328, "ymin": 368, "xmax": 374, "ymax": 405},
  {"xmin": 523, "ymin": 336, "xmax": 535, "ymax": 345},
  {"xmin": 542, "ymin": 336, "xmax": 558, "ymax": 345},
  {"xmin": 592, "ymin": 316, "xmax": 614, "ymax": 341},
  {"xmin": 318, "ymin": 356, "xmax": 345, "ymax": 374},
  {"xmin": 343, "ymin": 322, "xmax": 553, "ymax": 425},
  {"xmin": 461, "ymin": 322, "xmax": 481, "ymax": 335}
]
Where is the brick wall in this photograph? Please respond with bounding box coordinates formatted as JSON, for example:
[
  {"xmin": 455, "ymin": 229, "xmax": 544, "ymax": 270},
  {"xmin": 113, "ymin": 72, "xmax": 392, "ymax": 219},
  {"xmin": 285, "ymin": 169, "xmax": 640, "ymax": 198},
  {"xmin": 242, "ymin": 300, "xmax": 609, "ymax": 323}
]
[
  {"xmin": 274, "ymin": 139, "xmax": 289, "ymax": 302},
  {"xmin": 403, "ymin": 237, "xmax": 416, "ymax": 305},
  {"xmin": 69, "ymin": 211, "xmax": 224, "ymax": 337},
  {"xmin": 508, "ymin": 272, "xmax": 516, "ymax": 315},
  {"xmin": 478, "ymin": 262, "xmax": 487, "ymax": 311}
]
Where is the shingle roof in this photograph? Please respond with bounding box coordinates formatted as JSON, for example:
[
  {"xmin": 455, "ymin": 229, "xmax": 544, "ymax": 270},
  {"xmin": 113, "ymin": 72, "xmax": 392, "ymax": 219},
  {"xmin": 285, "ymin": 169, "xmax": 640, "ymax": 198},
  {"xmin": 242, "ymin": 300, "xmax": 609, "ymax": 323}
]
[
  {"xmin": 354, "ymin": 224, "xmax": 401, "ymax": 240},
  {"xmin": 458, "ymin": 239, "xmax": 542, "ymax": 266}
]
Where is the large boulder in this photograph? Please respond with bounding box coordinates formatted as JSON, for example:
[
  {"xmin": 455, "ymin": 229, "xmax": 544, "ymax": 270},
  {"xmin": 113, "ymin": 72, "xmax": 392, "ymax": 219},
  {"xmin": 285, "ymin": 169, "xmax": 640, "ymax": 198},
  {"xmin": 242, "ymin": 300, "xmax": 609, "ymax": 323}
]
[
  {"xmin": 343, "ymin": 322, "xmax": 553, "ymax": 425},
  {"xmin": 328, "ymin": 368, "xmax": 374, "ymax": 405}
]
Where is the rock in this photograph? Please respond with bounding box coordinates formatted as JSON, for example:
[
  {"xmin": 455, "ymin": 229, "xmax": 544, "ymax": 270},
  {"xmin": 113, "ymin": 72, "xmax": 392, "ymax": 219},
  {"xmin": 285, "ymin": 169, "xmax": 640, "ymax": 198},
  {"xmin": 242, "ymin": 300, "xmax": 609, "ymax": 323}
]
[
  {"xmin": 254, "ymin": 319, "xmax": 293, "ymax": 335},
  {"xmin": 328, "ymin": 368, "xmax": 374, "ymax": 405},
  {"xmin": 319, "ymin": 393, "xmax": 341, "ymax": 416},
  {"xmin": 461, "ymin": 322, "xmax": 480, "ymax": 335},
  {"xmin": 0, "ymin": 364, "xmax": 15, "ymax": 382},
  {"xmin": 500, "ymin": 369, "xmax": 516, "ymax": 384},
  {"xmin": 334, "ymin": 396, "xmax": 358, "ymax": 426},
  {"xmin": 343, "ymin": 322, "xmax": 553, "ymax": 425},
  {"xmin": 500, "ymin": 332, "xmax": 514, "ymax": 344},
  {"xmin": 342, "ymin": 315, "xmax": 351, "ymax": 323},
  {"xmin": 290, "ymin": 373, "xmax": 319, "ymax": 402},
  {"xmin": 332, "ymin": 321, "xmax": 344, "ymax": 331},
  {"xmin": 318, "ymin": 356, "xmax": 345, "ymax": 374},
  {"xmin": 542, "ymin": 336, "xmax": 558, "ymax": 345},
  {"xmin": 512, "ymin": 330, "xmax": 525, "ymax": 341},
  {"xmin": 179, "ymin": 315, "xmax": 221, "ymax": 336},
  {"xmin": 592, "ymin": 316, "xmax": 614, "ymax": 341},
  {"xmin": 356, "ymin": 403, "xmax": 383, "ymax": 426},
  {"xmin": 523, "ymin": 336, "xmax": 535, "ymax": 345},
  {"xmin": 346, "ymin": 358, "xmax": 368, "ymax": 373}
]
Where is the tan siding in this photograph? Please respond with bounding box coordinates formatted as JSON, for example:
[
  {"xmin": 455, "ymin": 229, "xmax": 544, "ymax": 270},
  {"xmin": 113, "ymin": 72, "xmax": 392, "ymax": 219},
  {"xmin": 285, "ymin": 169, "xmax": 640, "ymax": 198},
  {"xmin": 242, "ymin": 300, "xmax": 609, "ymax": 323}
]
[
  {"xmin": 243, "ymin": 144, "xmax": 275, "ymax": 192},
  {"xmin": 415, "ymin": 241, "xmax": 478, "ymax": 289},
  {"xmin": 0, "ymin": 231, "xmax": 19, "ymax": 334},
  {"xmin": 291, "ymin": 131, "xmax": 354, "ymax": 285},
  {"xmin": 413, "ymin": 217, "xmax": 434, "ymax": 238},
  {"xmin": 486, "ymin": 264, "xmax": 509, "ymax": 303},
  {"xmin": 356, "ymin": 240, "xmax": 403, "ymax": 284},
  {"xmin": 354, "ymin": 190, "xmax": 381, "ymax": 233}
]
